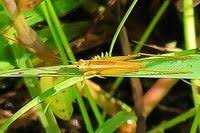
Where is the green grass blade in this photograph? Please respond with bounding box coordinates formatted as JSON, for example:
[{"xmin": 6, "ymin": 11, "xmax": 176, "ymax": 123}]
[
  {"xmin": 95, "ymin": 111, "xmax": 137, "ymax": 133},
  {"xmin": 148, "ymin": 108, "xmax": 195, "ymax": 133},
  {"xmin": 183, "ymin": 0, "xmax": 197, "ymax": 49},
  {"xmin": 83, "ymin": 85, "xmax": 104, "ymax": 126},
  {"xmin": 0, "ymin": 77, "xmax": 85, "ymax": 132},
  {"xmin": 112, "ymin": 0, "xmax": 171, "ymax": 92},
  {"xmin": 133, "ymin": 0, "xmax": 170, "ymax": 53},
  {"xmin": 183, "ymin": 0, "xmax": 200, "ymax": 130},
  {"xmin": 109, "ymin": 0, "xmax": 138, "ymax": 56},
  {"xmin": 40, "ymin": 2, "xmax": 68, "ymax": 64},
  {"xmin": 76, "ymin": 87, "xmax": 94, "ymax": 133},
  {"xmin": 190, "ymin": 106, "xmax": 200, "ymax": 133},
  {"xmin": 44, "ymin": 0, "xmax": 76, "ymax": 62}
]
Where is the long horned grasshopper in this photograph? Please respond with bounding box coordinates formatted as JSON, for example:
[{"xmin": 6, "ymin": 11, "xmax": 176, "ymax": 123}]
[
  {"xmin": 75, "ymin": 53, "xmax": 145, "ymax": 76},
  {"xmin": 74, "ymin": 52, "xmax": 191, "ymax": 77}
]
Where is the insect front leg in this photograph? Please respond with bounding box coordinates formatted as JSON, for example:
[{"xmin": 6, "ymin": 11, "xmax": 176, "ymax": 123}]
[
  {"xmin": 82, "ymin": 71, "xmax": 106, "ymax": 81},
  {"xmin": 80, "ymin": 71, "xmax": 98, "ymax": 90},
  {"xmin": 83, "ymin": 70, "xmax": 99, "ymax": 76}
]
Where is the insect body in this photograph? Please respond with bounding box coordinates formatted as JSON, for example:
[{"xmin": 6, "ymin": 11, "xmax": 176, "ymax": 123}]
[
  {"xmin": 75, "ymin": 58, "xmax": 145, "ymax": 76},
  {"xmin": 75, "ymin": 52, "xmax": 192, "ymax": 76}
]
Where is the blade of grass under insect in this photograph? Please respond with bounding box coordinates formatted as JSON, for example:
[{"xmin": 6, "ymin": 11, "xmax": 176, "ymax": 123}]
[
  {"xmin": 147, "ymin": 108, "xmax": 195, "ymax": 133},
  {"xmin": 95, "ymin": 111, "xmax": 137, "ymax": 133},
  {"xmin": 0, "ymin": 76, "xmax": 85, "ymax": 132},
  {"xmin": 109, "ymin": 0, "xmax": 138, "ymax": 56}
]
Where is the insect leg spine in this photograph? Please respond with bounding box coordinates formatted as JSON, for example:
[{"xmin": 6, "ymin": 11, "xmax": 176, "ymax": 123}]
[{"xmin": 92, "ymin": 52, "xmax": 110, "ymax": 60}]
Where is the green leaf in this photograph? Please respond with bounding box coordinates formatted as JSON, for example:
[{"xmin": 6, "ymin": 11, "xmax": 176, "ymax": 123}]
[
  {"xmin": 48, "ymin": 85, "xmax": 76, "ymax": 120},
  {"xmin": 40, "ymin": 77, "xmax": 76, "ymax": 120}
]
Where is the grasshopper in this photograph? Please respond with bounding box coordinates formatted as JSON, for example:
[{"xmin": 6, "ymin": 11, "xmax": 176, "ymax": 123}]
[
  {"xmin": 75, "ymin": 53, "xmax": 146, "ymax": 76},
  {"xmin": 75, "ymin": 52, "xmax": 191, "ymax": 77}
]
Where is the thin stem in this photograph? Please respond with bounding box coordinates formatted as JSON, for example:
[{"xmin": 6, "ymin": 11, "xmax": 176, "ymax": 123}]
[
  {"xmin": 148, "ymin": 108, "xmax": 195, "ymax": 133},
  {"xmin": 40, "ymin": 2, "xmax": 68, "ymax": 64},
  {"xmin": 83, "ymin": 85, "xmax": 104, "ymax": 126},
  {"xmin": 112, "ymin": 0, "xmax": 171, "ymax": 98},
  {"xmin": 76, "ymin": 88, "xmax": 94, "ymax": 133},
  {"xmin": 183, "ymin": 0, "xmax": 199, "ymax": 130},
  {"xmin": 133, "ymin": 0, "xmax": 170, "ymax": 53},
  {"xmin": 190, "ymin": 106, "xmax": 200, "ymax": 133},
  {"xmin": 45, "ymin": 0, "xmax": 76, "ymax": 62},
  {"xmin": 109, "ymin": 0, "xmax": 138, "ymax": 56}
]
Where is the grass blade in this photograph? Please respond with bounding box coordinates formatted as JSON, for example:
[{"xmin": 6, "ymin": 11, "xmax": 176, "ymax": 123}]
[
  {"xmin": 95, "ymin": 111, "xmax": 137, "ymax": 133},
  {"xmin": 0, "ymin": 76, "xmax": 85, "ymax": 132}
]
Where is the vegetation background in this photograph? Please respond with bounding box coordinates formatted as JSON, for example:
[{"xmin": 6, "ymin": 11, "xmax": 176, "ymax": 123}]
[{"xmin": 0, "ymin": 0, "xmax": 199, "ymax": 132}]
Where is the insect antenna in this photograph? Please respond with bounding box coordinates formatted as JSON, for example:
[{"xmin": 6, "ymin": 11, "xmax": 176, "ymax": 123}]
[
  {"xmin": 130, "ymin": 40, "xmax": 181, "ymax": 52},
  {"xmin": 130, "ymin": 39, "xmax": 166, "ymax": 52}
]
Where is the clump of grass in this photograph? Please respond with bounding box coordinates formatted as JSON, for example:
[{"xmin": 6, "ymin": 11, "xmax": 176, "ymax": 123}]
[{"xmin": 0, "ymin": 0, "xmax": 199, "ymax": 132}]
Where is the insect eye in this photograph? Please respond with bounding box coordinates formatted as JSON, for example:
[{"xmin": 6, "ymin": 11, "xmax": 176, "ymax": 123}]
[{"xmin": 77, "ymin": 59, "xmax": 85, "ymax": 66}]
